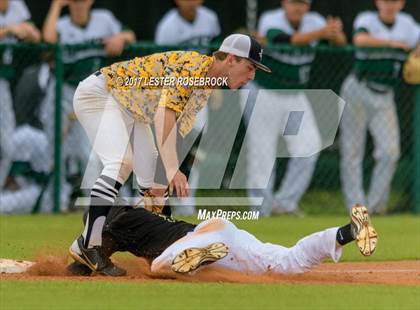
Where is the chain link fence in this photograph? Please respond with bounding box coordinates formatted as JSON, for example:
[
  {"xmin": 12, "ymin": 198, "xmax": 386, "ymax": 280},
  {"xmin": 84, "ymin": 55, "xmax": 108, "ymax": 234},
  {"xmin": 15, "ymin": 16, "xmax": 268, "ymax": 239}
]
[{"xmin": 0, "ymin": 43, "xmax": 418, "ymax": 214}]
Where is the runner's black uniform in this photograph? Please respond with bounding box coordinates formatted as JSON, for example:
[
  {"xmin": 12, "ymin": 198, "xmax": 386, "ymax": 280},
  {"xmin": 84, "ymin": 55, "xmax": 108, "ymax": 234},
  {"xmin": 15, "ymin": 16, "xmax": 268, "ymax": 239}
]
[{"xmin": 102, "ymin": 205, "xmax": 196, "ymax": 259}]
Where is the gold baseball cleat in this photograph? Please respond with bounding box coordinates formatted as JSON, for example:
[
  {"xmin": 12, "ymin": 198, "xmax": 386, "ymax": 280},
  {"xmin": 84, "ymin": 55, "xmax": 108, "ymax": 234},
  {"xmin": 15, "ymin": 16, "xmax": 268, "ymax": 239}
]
[
  {"xmin": 351, "ymin": 204, "xmax": 378, "ymax": 256},
  {"xmin": 171, "ymin": 242, "xmax": 229, "ymax": 273}
]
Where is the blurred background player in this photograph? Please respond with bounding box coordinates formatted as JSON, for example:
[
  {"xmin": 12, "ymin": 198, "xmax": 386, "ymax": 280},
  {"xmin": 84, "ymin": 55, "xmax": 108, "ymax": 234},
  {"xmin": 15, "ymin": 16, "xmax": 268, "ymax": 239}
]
[
  {"xmin": 155, "ymin": 0, "xmax": 220, "ymax": 46},
  {"xmin": 340, "ymin": 0, "xmax": 420, "ymax": 214},
  {"xmin": 245, "ymin": 0, "xmax": 346, "ymax": 216},
  {"xmin": 41, "ymin": 0, "xmax": 135, "ymax": 208},
  {"xmin": 0, "ymin": 0, "xmax": 40, "ymax": 190},
  {"xmin": 0, "ymin": 125, "xmax": 51, "ymax": 214},
  {"xmin": 155, "ymin": 0, "xmax": 221, "ymax": 215}
]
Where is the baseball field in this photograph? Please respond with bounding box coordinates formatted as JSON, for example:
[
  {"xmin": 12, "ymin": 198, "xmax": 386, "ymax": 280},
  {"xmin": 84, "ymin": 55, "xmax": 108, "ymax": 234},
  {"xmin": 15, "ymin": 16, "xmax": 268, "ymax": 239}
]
[{"xmin": 1, "ymin": 211, "xmax": 419, "ymax": 309}]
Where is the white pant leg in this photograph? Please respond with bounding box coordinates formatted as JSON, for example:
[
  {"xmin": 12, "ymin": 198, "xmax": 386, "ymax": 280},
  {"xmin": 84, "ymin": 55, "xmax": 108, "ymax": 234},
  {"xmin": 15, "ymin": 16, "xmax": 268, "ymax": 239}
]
[
  {"xmin": 74, "ymin": 75, "xmax": 134, "ymax": 185},
  {"xmin": 367, "ymin": 91, "xmax": 400, "ymax": 212},
  {"xmin": 74, "ymin": 74, "xmax": 158, "ymax": 187},
  {"xmin": 214, "ymin": 225, "xmax": 341, "ymax": 274},
  {"xmin": 268, "ymin": 227, "xmax": 342, "ymax": 274},
  {"xmin": 0, "ymin": 79, "xmax": 15, "ymax": 188},
  {"xmin": 339, "ymin": 75, "xmax": 368, "ymax": 209},
  {"xmin": 151, "ymin": 218, "xmax": 342, "ymax": 275}
]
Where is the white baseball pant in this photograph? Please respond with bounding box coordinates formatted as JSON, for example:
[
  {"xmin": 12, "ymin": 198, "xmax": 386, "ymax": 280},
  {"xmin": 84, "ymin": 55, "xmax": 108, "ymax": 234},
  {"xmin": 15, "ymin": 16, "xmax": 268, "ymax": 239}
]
[
  {"xmin": 73, "ymin": 74, "xmax": 158, "ymax": 188},
  {"xmin": 340, "ymin": 74, "xmax": 400, "ymax": 213},
  {"xmin": 151, "ymin": 218, "xmax": 341, "ymax": 274}
]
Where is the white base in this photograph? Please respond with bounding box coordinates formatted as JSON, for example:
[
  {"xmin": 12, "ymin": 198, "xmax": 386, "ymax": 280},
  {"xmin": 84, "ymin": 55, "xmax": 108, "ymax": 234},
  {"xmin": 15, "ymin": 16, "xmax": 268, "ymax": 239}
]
[{"xmin": 0, "ymin": 258, "xmax": 34, "ymax": 273}]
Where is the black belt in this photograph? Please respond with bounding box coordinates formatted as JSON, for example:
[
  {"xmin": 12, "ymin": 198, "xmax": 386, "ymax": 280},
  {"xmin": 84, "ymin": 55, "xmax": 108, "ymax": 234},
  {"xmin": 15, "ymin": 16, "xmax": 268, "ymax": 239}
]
[
  {"xmin": 355, "ymin": 74, "xmax": 392, "ymax": 94},
  {"xmin": 365, "ymin": 81, "xmax": 391, "ymax": 94},
  {"xmin": 94, "ymin": 70, "xmax": 102, "ymax": 77}
]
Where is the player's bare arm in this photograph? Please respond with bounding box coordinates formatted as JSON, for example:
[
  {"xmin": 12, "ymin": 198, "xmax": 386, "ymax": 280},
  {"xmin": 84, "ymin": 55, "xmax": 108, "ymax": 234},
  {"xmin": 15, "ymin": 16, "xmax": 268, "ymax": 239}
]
[
  {"xmin": 1, "ymin": 22, "xmax": 41, "ymax": 42},
  {"xmin": 326, "ymin": 17, "xmax": 347, "ymax": 45},
  {"xmin": 354, "ymin": 32, "xmax": 410, "ymax": 50},
  {"xmin": 154, "ymin": 106, "xmax": 190, "ymax": 197},
  {"xmin": 42, "ymin": 0, "xmax": 69, "ymax": 43},
  {"xmin": 103, "ymin": 30, "xmax": 136, "ymax": 56},
  {"xmin": 289, "ymin": 20, "xmax": 345, "ymax": 46}
]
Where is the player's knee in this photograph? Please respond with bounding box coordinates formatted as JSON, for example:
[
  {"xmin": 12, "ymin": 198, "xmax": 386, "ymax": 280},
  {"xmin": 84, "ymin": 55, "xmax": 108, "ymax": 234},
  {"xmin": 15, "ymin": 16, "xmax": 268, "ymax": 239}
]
[
  {"xmin": 102, "ymin": 161, "xmax": 132, "ymax": 184},
  {"xmin": 374, "ymin": 144, "xmax": 400, "ymax": 162}
]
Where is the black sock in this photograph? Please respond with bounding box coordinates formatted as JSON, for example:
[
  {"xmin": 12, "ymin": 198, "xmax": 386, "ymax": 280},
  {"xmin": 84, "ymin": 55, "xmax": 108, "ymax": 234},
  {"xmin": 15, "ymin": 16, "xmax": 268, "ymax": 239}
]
[
  {"xmin": 83, "ymin": 175, "xmax": 122, "ymax": 248},
  {"xmin": 336, "ymin": 223, "xmax": 354, "ymax": 246}
]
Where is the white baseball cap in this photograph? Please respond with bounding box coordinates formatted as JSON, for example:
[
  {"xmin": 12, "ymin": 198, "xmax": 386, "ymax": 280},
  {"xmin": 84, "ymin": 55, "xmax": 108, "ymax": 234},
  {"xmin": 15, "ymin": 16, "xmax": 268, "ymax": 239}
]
[{"xmin": 216, "ymin": 34, "xmax": 272, "ymax": 73}]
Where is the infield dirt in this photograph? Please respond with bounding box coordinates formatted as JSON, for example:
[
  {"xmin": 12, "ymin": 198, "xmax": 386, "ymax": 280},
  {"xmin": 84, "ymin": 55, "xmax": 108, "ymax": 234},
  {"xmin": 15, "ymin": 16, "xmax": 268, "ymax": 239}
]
[{"xmin": 1, "ymin": 256, "xmax": 418, "ymax": 286}]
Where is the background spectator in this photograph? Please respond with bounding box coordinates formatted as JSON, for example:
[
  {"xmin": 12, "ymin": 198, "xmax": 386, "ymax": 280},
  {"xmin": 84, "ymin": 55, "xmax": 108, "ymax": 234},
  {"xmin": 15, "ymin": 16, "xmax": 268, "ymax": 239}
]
[
  {"xmin": 339, "ymin": 0, "xmax": 420, "ymax": 214},
  {"xmin": 244, "ymin": 0, "xmax": 346, "ymax": 216}
]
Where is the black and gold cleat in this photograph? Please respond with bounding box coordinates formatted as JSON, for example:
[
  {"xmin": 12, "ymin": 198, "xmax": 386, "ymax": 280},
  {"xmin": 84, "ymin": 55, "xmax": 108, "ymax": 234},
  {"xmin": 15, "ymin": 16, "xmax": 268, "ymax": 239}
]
[
  {"xmin": 350, "ymin": 204, "xmax": 378, "ymax": 256},
  {"xmin": 171, "ymin": 242, "xmax": 229, "ymax": 273},
  {"xmin": 66, "ymin": 261, "xmax": 92, "ymax": 276},
  {"xmin": 69, "ymin": 236, "xmax": 126, "ymax": 277}
]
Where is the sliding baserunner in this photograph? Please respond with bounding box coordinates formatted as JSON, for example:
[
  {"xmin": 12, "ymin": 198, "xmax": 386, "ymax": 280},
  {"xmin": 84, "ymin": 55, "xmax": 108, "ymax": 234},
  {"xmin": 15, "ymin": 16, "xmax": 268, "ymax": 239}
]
[{"xmin": 68, "ymin": 204, "xmax": 378, "ymax": 276}]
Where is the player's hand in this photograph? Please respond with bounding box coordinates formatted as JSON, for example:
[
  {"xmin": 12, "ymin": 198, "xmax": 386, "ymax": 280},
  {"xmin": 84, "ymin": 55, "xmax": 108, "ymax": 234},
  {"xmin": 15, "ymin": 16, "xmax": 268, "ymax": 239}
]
[
  {"xmin": 20, "ymin": 22, "xmax": 41, "ymax": 43},
  {"xmin": 319, "ymin": 21, "xmax": 336, "ymax": 41},
  {"xmin": 169, "ymin": 171, "xmax": 190, "ymax": 198},
  {"xmin": 8, "ymin": 23, "xmax": 30, "ymax": 40},
  {"xmin": 103, "ymin": 35, "xmax": 126, "ymax": 56},
  {"xmin": 388, "ymin": 40, "xmax": 410, "ymax": 51}
]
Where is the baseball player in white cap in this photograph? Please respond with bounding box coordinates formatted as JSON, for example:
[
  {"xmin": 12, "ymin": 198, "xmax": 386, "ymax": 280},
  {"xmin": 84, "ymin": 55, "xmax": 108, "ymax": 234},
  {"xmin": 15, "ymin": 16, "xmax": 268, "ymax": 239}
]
[
  {"xmin": 155, "ymin": 0, "xmax": 222, "ymax": 216},
  {"xmin": 69, "ymin": 34, "xmax": 271, "ymax": 276}
]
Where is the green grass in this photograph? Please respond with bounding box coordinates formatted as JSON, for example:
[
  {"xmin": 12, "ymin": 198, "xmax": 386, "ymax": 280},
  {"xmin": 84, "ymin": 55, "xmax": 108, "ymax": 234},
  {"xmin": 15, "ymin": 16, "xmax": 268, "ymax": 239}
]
[
  {"xmin": 1, "ymin": 213, "xmax": 419, "ymax": 309},
  {"xmin": 1, "ymin": 281, "xmax": 419, "ymax": 310},
  {"xmin": 1, "ymin": 213, "xmax": 419, "ymax": 261}
]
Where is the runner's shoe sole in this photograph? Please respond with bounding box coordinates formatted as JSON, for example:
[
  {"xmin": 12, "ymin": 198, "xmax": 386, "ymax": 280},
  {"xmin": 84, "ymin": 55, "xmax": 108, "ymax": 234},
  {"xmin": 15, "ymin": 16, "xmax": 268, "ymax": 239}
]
[
  {"xmin": 171, "ymin": 242, "xmax": 229, "ymax": 273},
  {"xmin": 351, "ymin": 204, "xmax": 378, "ymax": 256}
]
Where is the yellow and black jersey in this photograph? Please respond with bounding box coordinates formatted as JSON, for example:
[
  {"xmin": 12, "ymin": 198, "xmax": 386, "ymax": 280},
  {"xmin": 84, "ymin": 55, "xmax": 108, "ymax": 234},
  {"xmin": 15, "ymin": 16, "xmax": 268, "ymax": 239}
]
[{"xmin": 100, "ymin": 51, "xmax": 214, "ymax": 136}]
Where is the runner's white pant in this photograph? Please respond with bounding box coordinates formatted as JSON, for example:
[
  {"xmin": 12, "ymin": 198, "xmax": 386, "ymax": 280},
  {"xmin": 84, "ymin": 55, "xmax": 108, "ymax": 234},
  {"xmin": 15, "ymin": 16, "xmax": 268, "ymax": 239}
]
[
  {"xmin": 340, "ymin": 75, "xmax": 400, "ymax": 212},
  {"xmin": 73, "ymin": 74, "xmax": 158, "ymax": 187},
  {"xmin": 151, "ymin": 218, "xmax": 341, "ymax": 274}
]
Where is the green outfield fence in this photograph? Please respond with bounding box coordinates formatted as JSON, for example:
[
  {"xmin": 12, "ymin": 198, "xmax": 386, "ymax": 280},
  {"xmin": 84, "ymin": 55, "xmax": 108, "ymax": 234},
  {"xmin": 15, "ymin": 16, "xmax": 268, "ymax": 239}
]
[{"xmin": 0, "ymin": 42, "xmax": 419, "ymax": 214}]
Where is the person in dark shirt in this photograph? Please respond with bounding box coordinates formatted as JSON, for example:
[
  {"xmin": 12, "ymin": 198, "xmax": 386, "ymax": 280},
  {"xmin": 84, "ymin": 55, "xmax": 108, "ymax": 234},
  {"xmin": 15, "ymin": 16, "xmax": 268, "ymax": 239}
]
[{"xmin": 68, "ymin": 203, "xmax": 378, "ymax": 277}]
